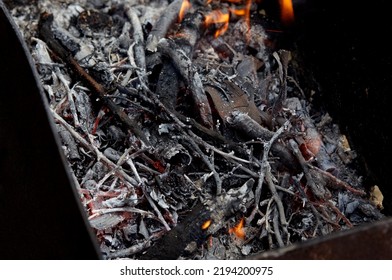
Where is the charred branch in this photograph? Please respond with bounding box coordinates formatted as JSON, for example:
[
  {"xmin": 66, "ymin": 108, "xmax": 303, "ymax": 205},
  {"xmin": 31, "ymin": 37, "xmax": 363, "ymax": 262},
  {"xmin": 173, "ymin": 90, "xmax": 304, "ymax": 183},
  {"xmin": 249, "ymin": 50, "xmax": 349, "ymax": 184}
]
[
  {"xmin": 227, "ymin": 111, "xmax": 300, "ymax": 171},
  {"xmin": 125, "ymin": 6, "xmax": 146, "ymax": 71},
  {"xmin": 145, "ymin": 0, "xmax": 184, "ymax": 53}
]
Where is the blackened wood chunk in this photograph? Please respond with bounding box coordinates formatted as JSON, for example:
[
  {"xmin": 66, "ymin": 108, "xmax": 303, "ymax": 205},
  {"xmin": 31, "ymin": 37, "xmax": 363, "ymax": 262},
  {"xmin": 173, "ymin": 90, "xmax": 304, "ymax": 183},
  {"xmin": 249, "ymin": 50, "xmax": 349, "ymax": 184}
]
[
  {"xmin": 76, "ymin": 9, "xmax": 113, "ymax": 34},
  {"xmin": 138, "ymin": 203, "xmax": 211, "ymax": 259}
]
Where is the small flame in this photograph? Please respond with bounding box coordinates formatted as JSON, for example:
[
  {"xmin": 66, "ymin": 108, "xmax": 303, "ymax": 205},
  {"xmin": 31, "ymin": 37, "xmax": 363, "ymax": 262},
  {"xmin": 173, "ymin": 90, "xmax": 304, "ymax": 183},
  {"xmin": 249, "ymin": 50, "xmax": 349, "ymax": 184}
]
[
  {"xmin": 201, "ymin": 219, "xmax": 212, "ymax": 230},
  {"xmin": 204, "ymin": 10, "xmax": 230, "ymax": 37},
  {"xmin": 279, "ymin": 0, "xmax": 295, "ymax": 25},
  {"xmin": 229, "ymin": 217, "xmax": 246, "ymax": 239},
  {"xmin": 229, "ymin": 0, "xmax": 251, "ymax": 40},
  {"xmin": 178, "ymin": 0, "xmax": 192, "ymax": 22}
]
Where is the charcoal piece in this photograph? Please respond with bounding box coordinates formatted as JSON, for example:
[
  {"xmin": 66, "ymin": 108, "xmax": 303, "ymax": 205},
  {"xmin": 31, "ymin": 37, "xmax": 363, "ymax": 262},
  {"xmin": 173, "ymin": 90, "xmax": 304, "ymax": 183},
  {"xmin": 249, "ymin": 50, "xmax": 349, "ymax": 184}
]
[
  {"xmin": 160, "ymin": 144, "xmax": 192, "ymax": 166},
  {"xmin": 138, "ymin": 202, "xmax": 211, "ymax": 259},
  {"xmin": 155, "ymin": 63, "xmax": 180, "ymax": 111}
]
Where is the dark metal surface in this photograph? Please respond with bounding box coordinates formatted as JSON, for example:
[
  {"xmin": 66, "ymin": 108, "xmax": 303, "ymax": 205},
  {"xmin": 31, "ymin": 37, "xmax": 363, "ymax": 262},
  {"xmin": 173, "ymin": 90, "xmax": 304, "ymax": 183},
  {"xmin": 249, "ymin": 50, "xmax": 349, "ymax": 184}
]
[
  {"xmin": 249, "ymin": 218, "xmax": 392, "ymax": 260},
  {"xmin": 0, "ymin": 1, "xmax": 101, "ymax": 259}
]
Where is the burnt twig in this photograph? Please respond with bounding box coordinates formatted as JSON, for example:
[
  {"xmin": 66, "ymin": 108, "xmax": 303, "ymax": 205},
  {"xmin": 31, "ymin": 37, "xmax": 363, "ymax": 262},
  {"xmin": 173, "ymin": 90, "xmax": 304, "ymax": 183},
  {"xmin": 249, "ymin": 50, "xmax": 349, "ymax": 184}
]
[
  {"xmin": 254, "ymin": 119, "xmax": 290, "ymax": 208},
  {"xmin": 145, "ymin": 0, "xmax": 185, "ymax": 53},
  {"xmin": 308, "ymin": 165, "xmax": 366, "ymax": 196},
  {"xmin": 125, "ymin": 6, "xmax": 146, "ymax": 71},
  {"xmin": 272, "ymin": 50, "xmax": 291, "ymax": 115},
  {"xmin": 227, "ymin": 111, "xmax": 300, "ymax": 171},
  {"xmin": 289, "ymin": 138, "xmax": 330, "ymax": 199}
]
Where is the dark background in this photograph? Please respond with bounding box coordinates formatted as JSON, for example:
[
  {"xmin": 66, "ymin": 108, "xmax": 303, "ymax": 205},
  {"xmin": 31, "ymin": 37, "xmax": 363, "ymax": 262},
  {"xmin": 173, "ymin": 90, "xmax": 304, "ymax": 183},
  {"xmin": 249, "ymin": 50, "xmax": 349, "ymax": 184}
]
[{"xmin": 288, "ymin": 0, "xmax": 392, "ymax": 214}]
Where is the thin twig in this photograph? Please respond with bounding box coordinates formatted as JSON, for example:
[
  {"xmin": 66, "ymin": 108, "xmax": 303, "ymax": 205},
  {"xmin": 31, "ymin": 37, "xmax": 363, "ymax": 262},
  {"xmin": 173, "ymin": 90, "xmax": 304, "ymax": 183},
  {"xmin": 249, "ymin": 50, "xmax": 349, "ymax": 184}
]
[
  {"xmin": 182, "ymin": 134, "xmax": 223, "ymax": 195},
  {"xmin": 255, "ymin": 120, "xmax": 290, "ymax": 207},
  {"xmin": 145, "ymin": 0, "xmax": 184, "ymax": 52},
  {"xmin": 125, "ymin": 6, "xmax": 146, "ymax": 70}
]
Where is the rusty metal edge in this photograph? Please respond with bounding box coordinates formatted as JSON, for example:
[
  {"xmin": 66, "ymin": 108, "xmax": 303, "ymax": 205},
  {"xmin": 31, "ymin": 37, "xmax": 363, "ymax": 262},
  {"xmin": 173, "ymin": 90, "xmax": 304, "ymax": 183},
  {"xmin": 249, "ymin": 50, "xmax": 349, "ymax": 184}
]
[{"xmin": 247, "ymin": 218, "xmax": 392, "ymax": 260}]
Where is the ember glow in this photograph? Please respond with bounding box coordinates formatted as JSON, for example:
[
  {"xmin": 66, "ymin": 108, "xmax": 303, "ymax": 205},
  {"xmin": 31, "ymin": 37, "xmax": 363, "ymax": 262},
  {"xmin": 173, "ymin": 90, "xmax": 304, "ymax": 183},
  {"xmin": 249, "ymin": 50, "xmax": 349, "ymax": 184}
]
[
  {"xmin": 229, "ymin": 217, "xmax": 246, "ymax": 239},
  {"xmin": 203, "ymin": 0, "xmax": 253, "ymax": 38},
  {"xmin": 204, "ymin": 10, "xmax": 230, "ymax": 37},
  {"xmin": 201, "ymin": 219, "xmax": 212, "ymax": 230},
  {"xmin": 179, "ymin": 0, "xmax": 294, "ymax": 39}
]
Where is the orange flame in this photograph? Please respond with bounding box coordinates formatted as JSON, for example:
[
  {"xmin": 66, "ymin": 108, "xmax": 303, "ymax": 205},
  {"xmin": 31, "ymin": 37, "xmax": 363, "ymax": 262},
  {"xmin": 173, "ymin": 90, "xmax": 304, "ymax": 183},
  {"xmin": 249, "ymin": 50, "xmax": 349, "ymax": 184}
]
[
  {"xmin": 204, "ymin": 10, "xmax": 230, "ymax": 37},
  {"xmin": 178, "ymin": 0, "xmax": 294, "ymax": 39},
  {"xmin": 229, "ymin": 0, "xmax": 251, "ymax": 41},
  {"xmin": 178, "ymin": 0, "xmax": 192, "ymax": 22},
  {"xmin": 229, "ymin": 217, "xmax": 246, "ymax": 239},
  {"xmin": 279, "ymin": 0, "xmax": 294, "ymax": 25}
]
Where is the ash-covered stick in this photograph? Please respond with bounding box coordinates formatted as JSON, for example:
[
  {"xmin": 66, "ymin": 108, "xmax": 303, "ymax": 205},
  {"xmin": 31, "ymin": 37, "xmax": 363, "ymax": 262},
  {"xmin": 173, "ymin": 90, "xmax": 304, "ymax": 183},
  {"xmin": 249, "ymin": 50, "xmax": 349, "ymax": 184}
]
[
  {"xmin": 272, "ymin": 50, "xmax": 290, "ymax": 115},
  {"xmin": 182, "ymin": 134, "xmax": 223, "ymax": 194},
  {"xmin": 145, "ymin": 0, "xmax": 184, "ymax": 52},
  {"xmin": 127, "ymin": 154, "xmax": 171, "ymax": 232},
  {"xmin": 272, "ymin": 206, "xmax": 285, "ymax": 247},
  {"xmin": 265, "ymin": 166, "xmax": 289, "ymax": 246},
  {"xmin": 155, "ymin": 9, "xmax": 213, "ymax": 127},
  {"xmin": 289, "ymin": 138, "xmax": 330, "ymax": 199},
  {"xmin": 227, "ymin": 111, "xmax": 299, "ymax": 172},
  {"xmin": 253, "ymin": 119, "xmax": 290, "ymax": 208},
  {"xmin": 228, "ymin": 111, "xmax": 275, "ymax": 140},
  {"xmin": 292, "ymin": 175, "xmax": 323, "ymax": 236},
  {"xmin": 308, "ymin": 165, "xmax": 366, "ymax": 196},
  {"xmin": 171, "ymin": 9, "xmax": 205, "ymax": 56},
  {"xmin": 125, "ymin": 6, "xmax": 146, "ymax": 71},
  {"xmin": 55, "ymin": 68, "xmax": 80, "ymax": 128}
]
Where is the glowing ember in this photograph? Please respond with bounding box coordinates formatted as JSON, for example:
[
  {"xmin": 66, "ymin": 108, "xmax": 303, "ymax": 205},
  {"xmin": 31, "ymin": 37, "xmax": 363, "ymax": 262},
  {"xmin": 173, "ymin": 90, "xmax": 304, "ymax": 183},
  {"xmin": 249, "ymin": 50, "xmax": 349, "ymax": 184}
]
[
  {"xmin": 178, "ymin": 0, "xmax": 191, "ymax": 22},
  {"xmin": 229, "ymin": 217, "xmax": 246, "ymax": 239},
  {"xmin": 279, "ymin": 0, "xmax": 294, "ymax": 25},
  {"xmin": 201, "ymin": 219, "xmax": 212, "ymax": 230},
  {"xmin": 204, "ymin": 10, "xmax": 230, "ymax": 37},
  {"xmin": 176, "ymin": 0, "xmax": 295, "ymax": 39}
]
